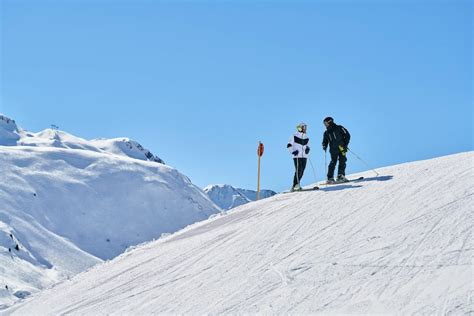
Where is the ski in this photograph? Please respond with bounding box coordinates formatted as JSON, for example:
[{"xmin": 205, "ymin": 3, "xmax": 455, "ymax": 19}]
[
  {"xmin": 320, "ymin": 176, "xmax": 364, "ymax": 186},
  {"xmin": 298, "ymin": 186, "xmax": 320, "ymax": 192},
  {"xmin": 283, "ymin": 186, "xmax": 320, "ymax": 194}
]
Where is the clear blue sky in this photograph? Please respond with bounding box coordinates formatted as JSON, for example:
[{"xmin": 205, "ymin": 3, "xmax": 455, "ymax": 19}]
[{"xmin": 1, "ymin": 0, "xmax": 472, "ymax": 192}]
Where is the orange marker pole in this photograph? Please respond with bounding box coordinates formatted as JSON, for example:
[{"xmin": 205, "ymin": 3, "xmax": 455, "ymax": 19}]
[{"xmin": 257, "ymin": 142, "xmax": 264, "ymax": 201}]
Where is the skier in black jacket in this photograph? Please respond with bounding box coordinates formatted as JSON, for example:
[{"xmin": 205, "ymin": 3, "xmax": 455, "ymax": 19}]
[{"xmin": 322, "ymin": 117, "xmax": 351, "ymax": 183}]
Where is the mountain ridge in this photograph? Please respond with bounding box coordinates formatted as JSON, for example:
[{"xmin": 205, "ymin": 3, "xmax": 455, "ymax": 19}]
[
  {"xmin": 0, "ymin": 113, "xmax": 164, "ymax": 165},
  {"xmin": 203, "ymin": 184, "xmax": 276, "ymax": 210}
]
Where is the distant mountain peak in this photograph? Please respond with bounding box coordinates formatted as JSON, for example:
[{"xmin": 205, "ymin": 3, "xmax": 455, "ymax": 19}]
[
  {"xmin": 0, "ymin": 113, "xmax": 18, "ymax": 129},
  {"xmin": 204, "ymin": 184, "xmax": 276, "ymax": 210},
  {"xmin": 92, "ymin": 137, "xmax": 165, "ymax": 164}
]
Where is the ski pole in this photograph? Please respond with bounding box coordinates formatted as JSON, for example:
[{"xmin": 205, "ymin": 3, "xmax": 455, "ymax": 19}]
[
  {"xmin": 324, "ymin": 150, "xmax": 327, "ymax": 173},
  {"xmin": 308, "ymin": 157, "xmax": 318, "ymax": 183},
  {"xmin": 296, "ymin": 157, "xmax": 301, "ymax": 188},
  {"xmin": 348, "ymin": 148, "xmax": 379, "ymax": 176}
]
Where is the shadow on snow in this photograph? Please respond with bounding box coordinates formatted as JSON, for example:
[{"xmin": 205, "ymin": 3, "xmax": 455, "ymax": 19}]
[
  {"xmin": 319, "ymin": 184, "xmax": 363, "ymax": 192},
  {"xmin": 317, "ymin": 175, "xmax": 393, "ymax": 192},
  {"xmin": 357, "ymin": 175, "xmax": 394, "ymax": 182}
]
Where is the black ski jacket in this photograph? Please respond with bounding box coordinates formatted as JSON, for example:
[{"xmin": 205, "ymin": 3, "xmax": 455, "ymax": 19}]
[{"xmin": 322, "ymin": 123, "xmax": 351, "ymax": 154}]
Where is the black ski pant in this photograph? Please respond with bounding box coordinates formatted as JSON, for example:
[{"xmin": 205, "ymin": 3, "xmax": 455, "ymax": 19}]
[
  {"xmin": 293, "ymin": 158, "xmax": 307, "ymax": 187},
  {"xmin": 327, "ymin": 152, "xmax": 347, "ymax": 179}
]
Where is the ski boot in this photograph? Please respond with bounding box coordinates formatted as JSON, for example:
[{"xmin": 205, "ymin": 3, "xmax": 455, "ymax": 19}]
[
  {"xmin": 291, "ymin": 184, "xmax": 302, "ymax": 192},
  {"xmin": 337, "ymin": 175, "xmax": 349, "ymax": 183},
  {"xmin": 326, "ymin": 178, "xmax": 336, "ymax": 184}
]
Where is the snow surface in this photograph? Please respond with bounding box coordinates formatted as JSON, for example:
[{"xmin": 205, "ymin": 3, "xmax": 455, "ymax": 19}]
[
  {"xmin": 0, "ymin": 114, "xmax": 219, "ymax": 308},
  {"xmin": 204, "ymin": 184, "xmax": 276, "ymax": 210},
  {"xmin": 7, "ymin": 152, "xmax": 473, "ymax": 314}
]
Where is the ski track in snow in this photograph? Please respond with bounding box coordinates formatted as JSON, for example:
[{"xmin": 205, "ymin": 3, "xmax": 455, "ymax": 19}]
[{"xmin": 4, "ymin": 152, "xmax": 474, "ymax": 314}]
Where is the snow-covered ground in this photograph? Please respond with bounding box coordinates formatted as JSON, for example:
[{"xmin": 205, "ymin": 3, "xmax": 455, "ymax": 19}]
[
  {"xmin": 7, "ymin": 152, "xmax": 473, "ymax": 314},
  {"xmin": 204, "ymin": 184, "xmax": 276, "ymax": 210},
  {"xmin": 0, "ymin": 114, "xmax": 220, "ymax": 308}
]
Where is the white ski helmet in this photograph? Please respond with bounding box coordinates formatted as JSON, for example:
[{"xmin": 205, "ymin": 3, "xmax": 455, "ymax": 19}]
[{"xmin": 296, "ymin": 122, "xmax": 307, "ymax": 132}]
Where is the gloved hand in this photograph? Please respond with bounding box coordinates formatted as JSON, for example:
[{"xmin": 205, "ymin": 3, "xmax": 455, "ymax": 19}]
[
  {"xmin": 339, "ymin": 145, "xmax": 348, "ymax": 156},
  {"xmin": 305, "ymin": 147, "xmax": 310, "ymax": 154},
  {"xmin": 322, "ymin": 146, "xmax": 327, "ymax": 152},
  {"xmin": 292, "ymin": 150, "xmax": 299, "ymax": 156}
]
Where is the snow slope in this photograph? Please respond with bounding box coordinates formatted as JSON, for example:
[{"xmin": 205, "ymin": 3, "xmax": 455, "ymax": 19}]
[
  {"xmin": 7, "ymin": 152, "xmax": 473, "ymax": 314},
  {"xmin": 0, "ymin": 114, "xmax": 219, "ymax": 308},
  {"xmin": 0, "ymin": 213, "xmax": 100, "ymax": 309},
  {"xmin": 204, "ymin": 184, "xmax": 276, "ymax": 210}
]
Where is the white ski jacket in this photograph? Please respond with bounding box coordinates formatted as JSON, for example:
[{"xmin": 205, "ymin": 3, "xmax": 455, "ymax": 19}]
[{"xmin": 287, "ymin": 132, "xmax": 310, "ymax": 158}]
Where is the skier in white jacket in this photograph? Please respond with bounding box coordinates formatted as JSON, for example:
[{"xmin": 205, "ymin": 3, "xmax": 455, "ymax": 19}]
[{"xmin": 287, "ymin": 123, "xmax": 310, "ymax": 191}]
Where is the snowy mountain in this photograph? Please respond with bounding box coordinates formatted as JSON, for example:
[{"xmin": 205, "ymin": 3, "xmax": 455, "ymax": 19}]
[
  {"xmin": 204, "ymin": 184, "xmax": 276, "ymax": 210},
  {"xmin": 1, "ymin": 114, "xmax": 164, "ymax": 164},
  {"xmin": 0, "ymin": 114, "xmax": 219, "ymax": 308},
  {"xmin": 237, "ymin": 188, "xmax": 277, "ymax": 201},
  {"xmin": 7, "ymin": 152, "xmax": 472, "ymax": 314},
  {"xmin": 0, "ymin": 115, "xmax": 20, "ymax": 146},
  {"xmin": 203, "ymin": 185, "xmax": 251, "ymax": 210}
]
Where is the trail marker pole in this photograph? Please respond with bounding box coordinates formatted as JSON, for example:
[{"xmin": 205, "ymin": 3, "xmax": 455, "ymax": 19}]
[{"xmin": 257, "ymin": 142, "xmax": 264, "ymax": 200}]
